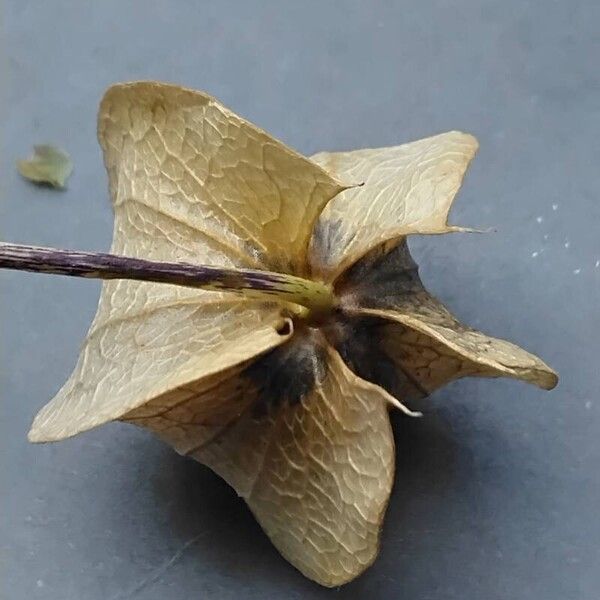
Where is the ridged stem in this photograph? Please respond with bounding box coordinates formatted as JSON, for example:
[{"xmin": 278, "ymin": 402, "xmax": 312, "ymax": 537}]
[{"xmin": 0, "ymin": 243, "xmax": 335, "ymax": 316}]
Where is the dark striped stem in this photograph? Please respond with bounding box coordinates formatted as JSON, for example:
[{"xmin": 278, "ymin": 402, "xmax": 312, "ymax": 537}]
[{"xmin": 0, "ymin": 243, "xmax": 335, "ymax": 316}]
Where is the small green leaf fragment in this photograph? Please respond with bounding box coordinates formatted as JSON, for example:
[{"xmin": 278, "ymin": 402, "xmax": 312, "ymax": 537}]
[{"xmin": 17, "ymin": 145, "xmax": 73, "ymax": 189}]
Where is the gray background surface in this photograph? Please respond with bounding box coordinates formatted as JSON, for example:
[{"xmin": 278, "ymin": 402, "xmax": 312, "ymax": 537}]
[{"xmin": 1, "ymin": 1, "xmax": 599, "ymax": 598}]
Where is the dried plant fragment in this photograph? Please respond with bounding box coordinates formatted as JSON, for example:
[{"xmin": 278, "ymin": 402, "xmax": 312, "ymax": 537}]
[
  {"xmin": 9, "ymin": 82, "xmax": 558, "ymax": 588},
  {"xmin": 309, "ymin": 134, "xmax": 478, "ymax": 281},
  {"xmin": 125, "ymin": 332, "xmax": 395, "ymax": 586},
  {"xmin": 332, "ymin": 240, "xmax": 558, "ymax": 394},
  {"xmin": 17, "ymin": 145, "xmax": 73, "ymax": 189},
  {"xmin": 196, "ymin": 343, "xmax": 395, "ymax": 587}
]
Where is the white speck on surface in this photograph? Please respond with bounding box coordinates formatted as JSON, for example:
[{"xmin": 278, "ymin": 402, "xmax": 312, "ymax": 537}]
[
  {"xmin": 552, "ymin": 204, "xmax": 558, "ymax": 210},
  {"xmin": 573, "ymin": 268, "xmax": 581, "ymax": 275},
  {"xmin": 564, "ymin": 241, "xmax": 570, "ymax": 248},
  {"xmin": 595, "ymin": 260, "xmax": 599, "ymax": 268},
  {"xmin": 543, "ymin": 234, "xmax": 549, "ymax": 240},
  {"xmin": 531, "ymin": 251, "xmax": 539, "ymax": 258},
  {"xmin": 536, "ymin": 216, "xmax": 543, "ymax": 223},
  {"xmin": 36, "ymin": 580, "xmax": 44, "ymax": 588},
  {"xmin": 585, "ymin": 401, "xmax": 593, "ymax": 410}
]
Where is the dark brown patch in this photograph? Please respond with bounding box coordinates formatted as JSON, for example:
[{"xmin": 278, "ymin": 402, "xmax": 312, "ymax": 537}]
[
  {"xmin": 246, "ymin": 330, "xmax": 327, "ymax": 417},
  {"xmin": 275, "ymin": 320, "xmax": 292, "ymax": 336},
  {"xmin": 324, "ymin": 312, "xmax": 428, "ymax": 402},
  {"xmin": 335, "ymin": 238, "xmax": 423, "ymax": 306}
]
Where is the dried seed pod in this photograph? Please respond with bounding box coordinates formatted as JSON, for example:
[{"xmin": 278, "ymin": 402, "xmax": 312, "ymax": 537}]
[{"xmin": 11, "ymin": 82, "xmax": 556, "ymax": 587}]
